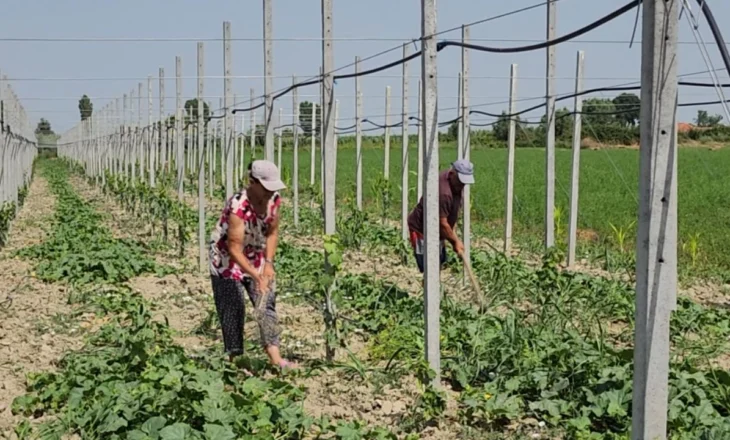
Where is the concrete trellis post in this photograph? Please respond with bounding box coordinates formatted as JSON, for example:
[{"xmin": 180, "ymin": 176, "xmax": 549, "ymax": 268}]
[
  {"xmin": 631, "ymin": 1, "xmax": 679, "ymax": 438},
  {"xmin": 130, "ymin": 89, "xmax": 137, "ymax": 185},
  {"xmin": 545, "ymin": 0, "xmax": 557, "ymax": 248},
  {"xmin": 310, "ymin": 95, "xmax": 317, "ymax": 187},
  {"xmin": 208, "ymin": 103, "xmax": 214, "ymax": 199},
  {"xmin": 320, "ymin": 66, "xmax": 324, "ymax": 194},
  {"xmin": 417, "ymin": 80, "xmax": 423, "ymax": 200},
  {"xmin": 421, "ymin": 0, "xmax": 440, "ymax": 386},
  {"xmin": 567, "ymin": 51, "xmax": 585, "ymax": 268},
  {"xmin": 400, "ymin": 44, "xmax": 410, "ymax": 240},
  {"xmin": 250, "ymin": 88, "xmax": 256, "ymax": 158},
  {"xmin": 138, "ymin": 83, "xmax": 144, "ymax": 183},
  {"xmin": 148, "ymin": 75, "xmax": 155, "ymax": 187},
  {"xmin": 176, "ymin": 56, "xmax": 184, "ymax": 200},
  {"xmin": 355, "ymin": 56, "xmax": 363, "ymax": 210},
  {"xmin": 198, "ymin": 42, "xmax": 206, "ymax": 273},
  {"xmin": 334, "ymin": 100, "xmax": 339, "ymax": 168},
  {"xmin": 292, "ymin": 75, "xmax": 300, "ymax": 226},
  {"xmin": 457, "ymin": 74, "xmax": 462, "ymax": 161},
  {"xmin": 160, "ymin": 68, "xmax": 166, "ymax": 173},
  {"xmin": 277, "ymin": 107, "xmax": 283, "ymax": 170},
  {"xmin": 461, "ymin": 24, "xmax": 471, "ymax": 276},
  {"xmin": 218, "ymin": 98, "xmax": 224, "ymax": 188},
  {"xmin": 239, "ymin": 111, "xmax": 245, "ymax": 184},
  {"xmin": 115, "ymin": 98, "xmax": 121, "ymax": 176},
  {"xmin": 233, "ymin": 94, "xmax": 239, "ymax": 186},
  {"xmin": 384, "ymin": 86, "xmax": 391, "ymax": 180},
  {"xmin": 322, "ymin": 0, "xmax": 335, "ymax": 234},
  {"xmin": 264, "ymin": 0, "xmax": 274, "ymax": 161},
  {"xmin": 504, "ymin": 64, "xmax": 518, "ymax": 254},
  {"xmin": 123, "ymin": 94, "xmax": 129, "ymax": 179},
  {"xmin": 223, "ymin": 21, "xmax": 234, "ymax": 198}
]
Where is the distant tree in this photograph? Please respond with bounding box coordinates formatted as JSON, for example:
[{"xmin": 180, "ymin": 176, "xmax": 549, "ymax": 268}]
[
  {"xmin": 612, "ymin": 93, "xmax": 641, "ymax": 126},
  {"xmin": 78, "ymin": 95, "xmax": 93, "ymax": 121},
  {"xmin": 35, "ymin": 118, "xmax": 55, "ymax": 136},
  {"xmin": 251, "ymin": 124, "xmax": 266, "ymax": 147},
  {"xmin": 492, "ymin": 112, "xmax": 523, "ymax": 142},
  {"xmin": 540, "ymin": 107, "xmax": 573, "ymax": 139},
  {"xmin": 183, "ymin": 99, "xmax": 211, "ymax": 124},
  {"xmin": 299, "ymin": 101, "xmax": 321, "ymax": 136},
  {"xmin": 695, "ymin": 110, "xmax": 723, "ymax": 127},
  {"xmin": 446, "ymin": 120, "xmax": 459, "ymax": 141},
  {"xmin": 583, "ymin": 98, "xmax": 618, "ymax": 128}
]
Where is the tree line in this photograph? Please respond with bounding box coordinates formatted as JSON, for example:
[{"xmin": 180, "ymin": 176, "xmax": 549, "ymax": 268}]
[{"xmin": 34, "ymin": 93, "xmax": 730, "ymax": 149}]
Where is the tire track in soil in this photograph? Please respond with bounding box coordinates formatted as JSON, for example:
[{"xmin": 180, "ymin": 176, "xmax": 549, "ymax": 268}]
[{"xmin": 0, "ymin": 176, "xmax": 88, "ymax": 437}]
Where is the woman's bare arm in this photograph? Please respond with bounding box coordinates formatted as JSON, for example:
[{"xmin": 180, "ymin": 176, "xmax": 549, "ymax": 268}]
[{"xmin": 227, "ymin": 214, "xmax": 262, "ymax": 282}]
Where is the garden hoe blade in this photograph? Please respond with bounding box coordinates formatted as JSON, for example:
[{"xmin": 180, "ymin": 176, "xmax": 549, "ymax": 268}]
[{"xmin": 253, "ymin": 280, "xmax": 281, "ymax": 348}]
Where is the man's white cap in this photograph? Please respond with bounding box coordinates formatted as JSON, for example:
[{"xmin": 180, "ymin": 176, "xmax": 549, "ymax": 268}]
[{"xmin": 251, "ymin": 160, "xmax": 286, "ymax": 191}]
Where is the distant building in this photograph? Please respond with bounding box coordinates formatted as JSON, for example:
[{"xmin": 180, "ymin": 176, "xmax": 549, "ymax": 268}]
[{"xmin": 677, "ymin": 122, "xmax": 695, "ymax": 133}]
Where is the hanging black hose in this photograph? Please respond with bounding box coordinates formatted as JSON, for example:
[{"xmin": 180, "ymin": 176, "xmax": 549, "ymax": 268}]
[{"xmin": 695, "ymin": 0, "xmax": 730, "ymax": 79}]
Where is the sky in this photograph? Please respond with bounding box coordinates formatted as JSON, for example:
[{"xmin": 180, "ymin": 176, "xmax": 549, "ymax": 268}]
[{"xmin": 1, "ymin": 0, "xmax": 730, "ymax": 135}]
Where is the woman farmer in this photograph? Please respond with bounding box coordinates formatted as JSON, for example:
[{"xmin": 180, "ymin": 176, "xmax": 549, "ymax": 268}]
[{"xmin": 209, "ymin": 159, "xmax": 297, "ymax": 370}]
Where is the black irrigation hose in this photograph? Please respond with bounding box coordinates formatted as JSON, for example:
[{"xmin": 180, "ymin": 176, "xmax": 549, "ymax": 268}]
[
  {"xmin": 696, "ymin": 0, "xmax": 730, "ymax": 80},
  {"xmin": 232, "ymin": 0, "xmax": 641, "ymax": 115},
  {"xmin": 438, "ymin": 0, "xmax": 640, "ymax": 54}
]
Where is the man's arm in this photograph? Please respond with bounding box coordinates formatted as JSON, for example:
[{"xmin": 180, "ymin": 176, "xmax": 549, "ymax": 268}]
[{"xmin": 440, "ymin": 217, "xmax": 464, "ymax": 257}]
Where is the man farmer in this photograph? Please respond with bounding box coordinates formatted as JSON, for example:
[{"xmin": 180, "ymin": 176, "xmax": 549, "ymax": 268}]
[
  {"xmin": 407, "ymin": 159, "xmax": 475, "ymax": 273},
  {"xmin": 208, "ymin": 159, "xmax": 298, "ymax": 370}
]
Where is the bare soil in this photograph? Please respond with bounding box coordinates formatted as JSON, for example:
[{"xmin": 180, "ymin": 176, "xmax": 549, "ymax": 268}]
[{"xmin": 0, "ymin": 177, "xmax": 87, "ymax": 438}]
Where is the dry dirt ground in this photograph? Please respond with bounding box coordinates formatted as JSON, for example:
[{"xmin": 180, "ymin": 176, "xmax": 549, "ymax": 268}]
[{"xmin": 0, "ymin": 177, "xmax": 89, "ymax": 438}]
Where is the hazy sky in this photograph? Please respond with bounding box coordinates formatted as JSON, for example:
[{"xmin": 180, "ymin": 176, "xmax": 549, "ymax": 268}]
[{"xmin": 1, "ymin": 0, "xmax": 729, "ymax": 134}]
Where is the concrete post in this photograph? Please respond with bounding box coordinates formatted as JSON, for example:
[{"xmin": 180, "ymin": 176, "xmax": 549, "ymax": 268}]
[
  {"xmin": 292, "ymin": 75, "xmax": 299, "ymax": 226},
  {"xmin": 631, "ymin": 1, "xmax": 679, "ymax": 438},
  {"xmin": 355, "ymin": 56, "xmax": 363, "ymax": 210},
  {"xmin": 545, "ymin": 0, "xmax": 557, "ymax": 248},
  {"xmin": 421, "ymin": 0, "xmax": 440, "ymax": 386},
  {"xmin": 148, "ymin": 75, "xmax": 155, "ymax": 187},
  {"xmin": 461, "ymin": 25, "xmax": 471, "ymax": 274},
  {"xmin": 310, "ymin": 95, "xmax": 317, "ymax": 186},
  {"xmin": 250, "ymin": 88, "xmax": 256, "ymax": 160},
  {"xmin": 401, "ymin": 44, "xmax": 410, "ymax": 241},
  {"xmin": 417, "ymin": 80, "xmax": 423, "ymax": 200},
  {"xmin": 223, "ymin": 21, "xmax": 234, "ymax": 198},
  {"xmin": 567, "ymin": 51, "xmax": 585, "ymax": 268},
  {"xmin": 384, "ymin": 85, "xmax": 391, "ymax": 180},
  {"xmin": 176, "ymin": 56, "xmax": 184, "ymax": 200},
  {"xmin": 198, "ymin": 42, "xmax": 206, "ymax": 273},
  {"xmin": 130, "ymin": 89, "xmax": 136, "ymax": 184},
  {"xmin": 504, "ymin": 64, "xmax": 517, "ymax": 254},
  {"xmin": 264, "ymin": 0, "xmax": 274, "ymax": 161},
  {"xmin": 457, "ymin": 74, "xmax": 462, "ymax": 161},
  {"xmin": 233, "ymin": 94, "xmax": 239, "ymax": 186},
  {"xmin": 322, "ymin": 0, "xmax": 335, "ymax": 235},
  {"xmin": 277, "ymin": 107, "xmax": 283, "ymax": 170},
  {"xmin": 123, "ymin": 93, "xmax": 129, "ymax": 179},
  {"xmin": 249, "ymin": 89, "xmax": 256, "ymax": 159},
  {"xmin": 138, "ymin": 83, "xmax": 144, "ymax": 182},
  {"xmin": 160, "ymin": 68, "xmax": 166, "ymax": 173}
]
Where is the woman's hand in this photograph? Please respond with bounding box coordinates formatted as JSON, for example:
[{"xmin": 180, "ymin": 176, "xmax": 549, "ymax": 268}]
[
  {"xmin": 259, "ymin": 260, "xmax": 275, "ymax": 293},
  {"xmin": 262, "ymin": 260, "xmax": 275, "ymax": 281}
]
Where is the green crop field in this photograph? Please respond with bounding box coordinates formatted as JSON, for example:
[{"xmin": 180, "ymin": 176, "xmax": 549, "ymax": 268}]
[{"xmin": 275, "ymin": 141, "xmax": 730, "ymax": 281}]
